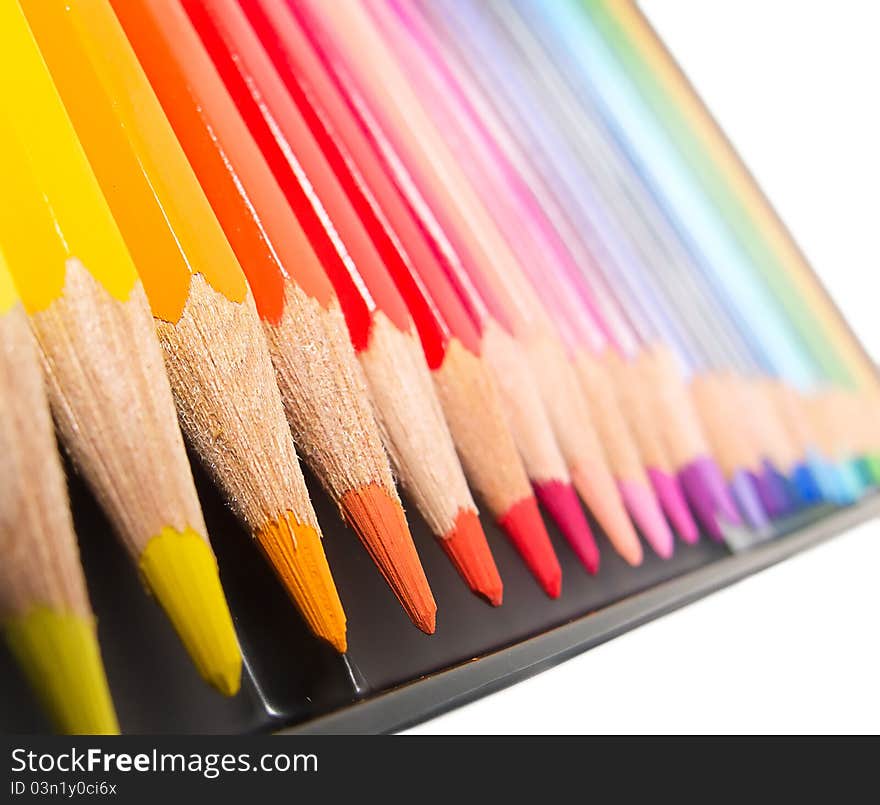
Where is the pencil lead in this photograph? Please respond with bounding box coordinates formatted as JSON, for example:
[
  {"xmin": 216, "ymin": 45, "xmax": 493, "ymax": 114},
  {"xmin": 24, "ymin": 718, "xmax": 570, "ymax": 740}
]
[
  {"xmin": 139, "ymin": 527, "xmax": 242, "ymax": 696},
  {"xmin": 533, "ymin": 480, "xmax": 599, "ymax": 574},
  {"xmin": 730, "ymin": 471, "xmax": 771, "ymax": 533},
  {"xmin": 571, "ymin": 464, "xmax": 643, "ymax": 567},
  {"xmin": 497, "ymin": 496, "xmax": 562, "ymax": 598},
  {"xmin": 647, "ymin": 468, "xmax": 699, "ymax": 545},
  {"xmin": 256, "ymin": 514, "xmax": 347, "ymax": 653},
  {"xmin": 618, "ymin": 479, "xmax": 675, "ymax": 559},
  {"xmin": 5, "ymin": 609, "xmax": 119, "ymax": 735},
  {"xmin": 440, "ymin": 510, "xmax": 503, "ymax": 606},
  {"xmin": 790, "ymin": 460, "xmax": 824, "ymax": 505},
  {"xmin": 678, "ymin": 457, "xmax": 742, "ymax": 542},
  {"xmin": 341, "ymin": 483, "xmax": 436, "ymax": 634}
]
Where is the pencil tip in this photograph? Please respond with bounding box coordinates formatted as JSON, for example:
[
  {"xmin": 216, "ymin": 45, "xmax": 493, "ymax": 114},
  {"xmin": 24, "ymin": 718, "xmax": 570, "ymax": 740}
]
[
  {"xmin": 730, "ymin": 470, "xmax": 771, "ymax": 532},
  {"xmin": 679, "ymin": 456, "xmax": 742, "ymax": 541},
  {"xmin": 440, "ymin": 509, "xmax": 503, "ymax": 606},
  {"xmin": 533, "ymin": 480, "xmax": 599, "ymax": 574},
  {"xmin": 618, "ymin": 479, "xmax": 675, "ymax": 559},
  {"xmin": 497, "ymin": 496, "xmax": 562, "ymax": 598},
  {"xmin": 647, "ymin": 467, "xmax": 700, "ymax": 544},
  {"xmin": 139, "ymin": 527, "xmax": 242, "ymax": 696},
  {"xmin": 790, "ymin": 460, "xmax": 824, "ymax": 505},
  {"xmin": 4, "ymin": 608, "xmax": 119, "ymax": 735},
  {"xmin": 341, "ymin": 483, "xmax": 437, "ymax": 633},
  {"xmin": 571, "ymin": 463, "xmax": 643, "ymax": 567},
  {"xmin": 257, "ymin": 514, "xmax": 347, "ymax": 654}
]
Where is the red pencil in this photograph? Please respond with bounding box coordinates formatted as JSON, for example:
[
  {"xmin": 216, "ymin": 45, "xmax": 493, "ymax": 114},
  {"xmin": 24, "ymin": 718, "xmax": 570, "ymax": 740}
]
[
  {"xmin": 181, "ymin": 0, "xmax": 502, "ymax": 604},
  {"xmin": 239, "ymin": 0, "xmax": 562, "ymax": 596}
]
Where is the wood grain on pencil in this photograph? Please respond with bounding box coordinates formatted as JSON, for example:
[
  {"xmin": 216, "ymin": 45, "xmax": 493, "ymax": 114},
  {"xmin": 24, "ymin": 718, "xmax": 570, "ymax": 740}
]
[
  {"xmin": 111, "ymin": 0, "xmax": 434, "ymax": 634},
  {"xmin": 0, "ymin": 258, "xmax": 118, "ymax": 735},
  {"xmin": 0, "ymin": 1, "xmax": 241, "ymax": 696},
  {"xmin": 24, "ymin": 0, "xmax": 346, "ymax": 652},
  {"xmin": 182, "ymin": 0, "xmax": 500, "ymax": 605}
]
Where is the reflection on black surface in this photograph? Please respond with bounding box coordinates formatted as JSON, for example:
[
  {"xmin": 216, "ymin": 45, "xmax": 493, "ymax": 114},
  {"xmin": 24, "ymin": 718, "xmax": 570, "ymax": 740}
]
[{"xmin": 0, "ymin": 453, "xmax": 729, "ymax": 733}]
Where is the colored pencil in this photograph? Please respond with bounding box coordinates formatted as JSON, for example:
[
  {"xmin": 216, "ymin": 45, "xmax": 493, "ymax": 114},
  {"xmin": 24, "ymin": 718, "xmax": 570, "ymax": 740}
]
[
  {"xmin": 587, "ymin": 0, "xmax": 880, "ymax": 485},
  {"xmin": 307, "ymin": 0, "xmax": 646, "ymax": 567},
  {"xmin": 278, "ymin": 0, "xmax": 598, "ymax": 573},
  {"xmin": 588, "ymin": 0, "xmax": 877, "ymax": 395},
  {"xmin": 181, "ymin": 0, "xmax": 502, "ymax": 605},
  {"xmin": 25, "ymin": 0, "xmax": 346, "ymax": 652},
  {"xmin": 0, "ymin": 254, "xmax": 118, "ymax": 735},
  {"xmin": 392, "ymin": 0, "xmax": 697, "ymax": 546},
  {"xmin": 514, "ymin": 0, "xmax": 808, "ymax": 514},
  {"xmin": 378, "ymin": 0, "xmax": 688, "ymax": 555},
  {"xmin": 109, "ymin": 0, "xmax": 435, "ymax": 634},
  {"xmin": 235, "ymin": 0, "xmax": 561, "ymax": 596},
  {"xmin": 0, "ymin": 0, "xmax": 241, "ymax": 696},
  {"xmin": 551, "ymin": 0, "xmax": 866, "ymax": 501},
  {"xmin": 458, "ymin": 0, "xmax": 802, "ymax": 529},
  {"xmin": 416, "ymin": 0, "xmax": 741, "ymax": 542}
]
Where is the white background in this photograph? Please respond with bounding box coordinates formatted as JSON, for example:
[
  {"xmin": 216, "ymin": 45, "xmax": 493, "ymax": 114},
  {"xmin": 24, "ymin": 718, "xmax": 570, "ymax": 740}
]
[{"xmin": 405, "ymin": 0, "xmax": 880, "ymax": 734}]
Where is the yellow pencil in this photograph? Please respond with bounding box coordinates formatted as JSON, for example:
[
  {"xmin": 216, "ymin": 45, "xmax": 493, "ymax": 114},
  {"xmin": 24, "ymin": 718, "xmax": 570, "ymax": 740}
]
[
  {"xmin": 0, "ymin": 1, "xmax": 241, "ymax": 696},
  {"xmin": 22, "ymin": 0, "xmax": 347, "ymax": 652},
  {"xmin": 0, "ymin": 253, "xmax": 118, "ymax": 734}
]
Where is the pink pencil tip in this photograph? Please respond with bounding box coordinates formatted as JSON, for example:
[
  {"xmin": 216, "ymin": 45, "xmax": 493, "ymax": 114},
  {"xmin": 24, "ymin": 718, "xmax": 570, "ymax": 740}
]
[
  {"xmin": 647, "ymin": 468, "xmax": 701, "ymax": 545},
  {"xmin": 533, "ymin": 480, "xmax": 600, "ymax": 574},
  {"xmin": 571, "ymin": 464, "xmax": 643, "ymax": 567},
  {"xmin": 618, "ymin": 479, "xmax": 675, "ymax": 560}
]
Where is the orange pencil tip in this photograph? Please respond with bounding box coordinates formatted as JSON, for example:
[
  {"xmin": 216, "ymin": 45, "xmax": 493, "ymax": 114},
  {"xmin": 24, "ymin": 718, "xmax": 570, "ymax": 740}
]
[
  {"xmin": 341, "ymin": 483, "xmax": 436, "ymax": 634},
  {"xmin": 440, "ymin": 509, "xmax": 503, "ymax": 606},
  {"xmin": 257, "ymin": 513, "xmax": 348, "ymax": 653}
]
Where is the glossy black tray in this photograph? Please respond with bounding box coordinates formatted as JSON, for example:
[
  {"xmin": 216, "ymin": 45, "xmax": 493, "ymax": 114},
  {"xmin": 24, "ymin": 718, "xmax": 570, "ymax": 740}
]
[{"xmin": 2, "ymin": 450, "xmax": 876, "ymax": 735}]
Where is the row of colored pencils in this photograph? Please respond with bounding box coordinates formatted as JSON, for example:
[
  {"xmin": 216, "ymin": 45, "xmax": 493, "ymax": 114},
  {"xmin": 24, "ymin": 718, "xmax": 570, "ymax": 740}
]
[{"xmin": 1, "ymin": 0, "xmax": 877, "ymax": 735}]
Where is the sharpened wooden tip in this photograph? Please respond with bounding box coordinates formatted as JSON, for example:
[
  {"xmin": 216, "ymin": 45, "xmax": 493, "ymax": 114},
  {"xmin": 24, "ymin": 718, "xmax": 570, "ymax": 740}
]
[
  {"xmin": 4, "ymin": 608, "xmax": 119, "ymax": 735},
  {"xmin": 439, "ymin": 509, "xmax": 503, "ymax": 606},
  {"xmin": 497, "ymin": 496, "xmax": 562, "ymax": 598},
  {"xmin": 256, "ymin": 513, "xmax": 347, "ymax": 653},
  {"xmin": 139, "ymin": 527, "xmax": 242, "ymax": 696},
  {"xmin": 340, "ymin": 483, "xmax": 436, "ymax": 633}
]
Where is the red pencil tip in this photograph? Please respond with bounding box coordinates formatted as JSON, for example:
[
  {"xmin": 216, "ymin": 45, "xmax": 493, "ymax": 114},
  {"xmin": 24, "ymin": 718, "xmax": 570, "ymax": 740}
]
[
  {"xmin": 440, "ymin": 509, "xmax": 503, "ymax": 606},
  {"xmin": 497, "ymin": 496, "xmax": 562, "ymax": 598},
  {"xmin": 533, "ymin": 480, "xmax": 600, "ymax": 575}
]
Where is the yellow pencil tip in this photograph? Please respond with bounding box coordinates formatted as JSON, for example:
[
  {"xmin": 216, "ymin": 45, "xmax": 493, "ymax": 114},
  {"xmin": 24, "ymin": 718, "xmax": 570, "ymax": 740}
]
[
  {"xmin": 139, "ymin": 527, "xmax": 242, "ymax": 696},
  {"xmin": 257, "ymin": 514, "xmax": 347, "ymax": 653},
  {"xmin": 4, "ymin": 608, "xmax": 119, "ymax": 734}
]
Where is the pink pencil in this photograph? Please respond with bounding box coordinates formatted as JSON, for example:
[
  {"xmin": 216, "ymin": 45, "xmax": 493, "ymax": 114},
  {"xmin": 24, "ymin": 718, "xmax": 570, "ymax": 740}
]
[
  {"xmin": 302, "ymin": 0, "xmax": 646, "ymax": 566},
  {"xmin": 373, "ymin": 0, "xmax": 696, "ymax": 552}
]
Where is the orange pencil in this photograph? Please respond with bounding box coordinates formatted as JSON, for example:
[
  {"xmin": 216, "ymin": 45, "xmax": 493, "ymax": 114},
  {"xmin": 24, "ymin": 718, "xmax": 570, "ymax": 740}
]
[
  {"xmin": 25, "ymin": 0, "xmax": 346, "ymax": 652},
  {"xmin": 109, "ymin": 0, "xmax": 435, "ymax": 633}
]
